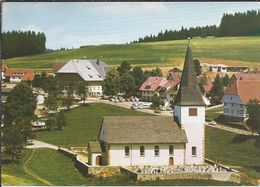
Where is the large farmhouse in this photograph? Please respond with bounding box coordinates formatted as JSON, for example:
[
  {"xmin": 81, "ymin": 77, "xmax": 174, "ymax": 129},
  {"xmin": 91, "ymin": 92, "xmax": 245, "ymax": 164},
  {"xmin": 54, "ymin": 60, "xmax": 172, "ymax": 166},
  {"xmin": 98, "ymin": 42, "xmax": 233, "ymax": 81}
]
[
  {"xmin": 88, "ymin": 43, "xmax": 206, "ymax": 167},
  {"xmin": 55, "ymin": 59, "xmax": 109, "ymax": 96},
  {"xmin": 222, "ymin": 73, "xmax": 260, "ymax": 120}
]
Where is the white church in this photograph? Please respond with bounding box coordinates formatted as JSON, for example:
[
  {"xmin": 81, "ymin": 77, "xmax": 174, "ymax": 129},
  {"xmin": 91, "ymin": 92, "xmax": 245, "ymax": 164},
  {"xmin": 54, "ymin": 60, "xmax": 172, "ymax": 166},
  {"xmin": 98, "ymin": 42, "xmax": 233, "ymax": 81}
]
[{"xmin": 88, "ymin": 43, "xmax": 206, "ymax": 167}]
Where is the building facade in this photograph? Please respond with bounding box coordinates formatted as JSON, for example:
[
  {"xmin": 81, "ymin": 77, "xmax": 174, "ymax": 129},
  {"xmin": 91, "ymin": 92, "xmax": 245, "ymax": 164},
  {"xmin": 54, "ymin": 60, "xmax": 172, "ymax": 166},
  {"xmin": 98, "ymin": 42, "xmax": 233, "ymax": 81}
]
[
  {"xmin": 55, "ymin": 59, "xmax": 109, "ymax": 96},
  {"xmin": 222, "ymin": 75, "xmax": 260, "ymax": 120}
]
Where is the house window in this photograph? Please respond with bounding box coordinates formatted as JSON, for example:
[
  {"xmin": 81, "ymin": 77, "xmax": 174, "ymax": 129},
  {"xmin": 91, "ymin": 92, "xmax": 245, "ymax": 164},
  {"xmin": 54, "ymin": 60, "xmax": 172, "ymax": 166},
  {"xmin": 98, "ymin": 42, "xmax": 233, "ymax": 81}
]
[
  {"xmin": 231, "ymin": 104, "xmax": 234, "ymax": 107},
  {"xmin": 230, "ymin": 96, "xmax": 233, "ymax": 100},
  {"xmin": 154, "ymin": 145, "xmax": 159, "ymax": 156},
  {"xmin": 140, "ymin": 146, "xmax": 145, "ymax": 157},
  {"xmin": 192, "ymin": 146, "xmax": 197, "ymax": 157},
  {"xmin": 224, "ymin": 102, "xmax": 227, "ymax": 106},
  {"xmin": 169, "ymin": 145, "xmax": 174, "ymax": 155},
  {"xmin": 125, "ymin": 146, "xmax": 130, "ymax": 157},
  {"xmin": 240, "ymin": 104, "xmax": 243, "ymax": 108},
  {"xmin": 189, "ymin": 108, "xmax": 197, "ymax": 116},
  {"xmin": 231, "ymin": 109, "xmax": 234, "ymax": 113}
]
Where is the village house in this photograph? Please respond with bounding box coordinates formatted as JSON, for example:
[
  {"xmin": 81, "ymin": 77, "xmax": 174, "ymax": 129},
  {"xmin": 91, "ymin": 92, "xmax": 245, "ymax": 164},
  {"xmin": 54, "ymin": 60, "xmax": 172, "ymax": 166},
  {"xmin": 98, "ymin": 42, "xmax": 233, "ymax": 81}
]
[
  {"xmin": 55, "ymin": 59, "xmax": 109, "ymax": 96},
  {"xmin": 88, "ymin": 43, "xmax": 206, "ymax": 167},
  {"xmin": 202, "ymin": 63, "xmax": 249, "ymax": 73},
  {"xmin": 222, "ymin": 73, "xmax": 260, "ymax": 120},
  {"xmin": 139, "ymin": 72, "xmax": 181, "ymax": 102},
  {"xmin": 4, "ymin": 69, "xmax": 35, "ymax": 83}
]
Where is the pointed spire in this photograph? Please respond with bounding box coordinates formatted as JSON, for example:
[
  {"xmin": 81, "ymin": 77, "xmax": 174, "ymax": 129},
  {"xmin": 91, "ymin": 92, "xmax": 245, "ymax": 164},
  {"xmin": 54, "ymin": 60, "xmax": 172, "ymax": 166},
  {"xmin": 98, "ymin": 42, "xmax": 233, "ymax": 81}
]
[{"xmin": 175, "ymin": 40, "xmax": 205, "ymax": 106}]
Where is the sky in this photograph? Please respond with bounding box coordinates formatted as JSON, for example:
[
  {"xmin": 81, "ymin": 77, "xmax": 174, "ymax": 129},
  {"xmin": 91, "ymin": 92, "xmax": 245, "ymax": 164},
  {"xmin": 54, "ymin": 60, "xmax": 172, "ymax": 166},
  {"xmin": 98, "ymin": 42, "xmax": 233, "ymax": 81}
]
[{"xmin": 2, "ymin": 2, "xmax": 260, "ymax": 49}]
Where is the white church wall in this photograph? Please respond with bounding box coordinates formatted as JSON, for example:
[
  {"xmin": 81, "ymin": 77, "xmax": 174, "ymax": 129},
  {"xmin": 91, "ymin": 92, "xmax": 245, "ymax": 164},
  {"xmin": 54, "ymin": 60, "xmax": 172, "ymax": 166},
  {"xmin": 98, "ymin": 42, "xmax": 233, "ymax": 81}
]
[
  {"xmin": 108, "ymin": 143, "xmax": 185, "ymax": 166},
  {"xmin": 174, "ymin": 106, "xmax": 205, "ymax": 165}
]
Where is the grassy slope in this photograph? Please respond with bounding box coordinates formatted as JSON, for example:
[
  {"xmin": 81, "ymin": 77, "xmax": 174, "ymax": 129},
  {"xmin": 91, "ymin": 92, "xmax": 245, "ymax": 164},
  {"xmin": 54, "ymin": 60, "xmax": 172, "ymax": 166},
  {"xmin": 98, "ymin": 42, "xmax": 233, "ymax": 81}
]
[
  {"xmin": 206, "ymin": 126, "xmax": 260, "ymax": 179},
  {"xmin": 28, "ymin": 148, "xmax": 87, "ymax": 186},
  {"xmin": 2, "ymin": 148, "xmax": 238, "ymax": 186},
  {"xmin": 4, "ymin": 36, "xmax": 260, "ymax": 71},
  {"xmin": 2, "ymin": 149, "xmax": 44, "ymax": 186},
  {"xmin": 36, "ymin": 103, "xmax": 153, "ymax": 147}
]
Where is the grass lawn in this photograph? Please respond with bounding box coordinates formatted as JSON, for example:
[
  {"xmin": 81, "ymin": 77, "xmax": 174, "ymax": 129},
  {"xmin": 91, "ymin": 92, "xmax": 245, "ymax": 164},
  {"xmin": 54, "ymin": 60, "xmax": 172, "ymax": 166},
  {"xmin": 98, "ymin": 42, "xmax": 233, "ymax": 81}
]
[
  {"xmin": 36, "ymin": 103, "xmax": 153, "ymax": 147},
  {"xmin": 2, "ymin": 148, "xmax": 239, "ymax": 186},
  {"xmin": 206, "ymin": 106, "xmax": 224, "ymax": 121},
  {"xmin": 205, "ymin": 126, "xmax": 260, "ymax": 179},
  {"xmin": 2, "ymin": 149, "xmax": 45, "ymax": 186},
  {"xmin": 27, "ymin": 148, "xmax": 87, "ymax": 186},
  {"xmin": 4, "ymin": 36, "xmax": 260, "ymax": 71}
]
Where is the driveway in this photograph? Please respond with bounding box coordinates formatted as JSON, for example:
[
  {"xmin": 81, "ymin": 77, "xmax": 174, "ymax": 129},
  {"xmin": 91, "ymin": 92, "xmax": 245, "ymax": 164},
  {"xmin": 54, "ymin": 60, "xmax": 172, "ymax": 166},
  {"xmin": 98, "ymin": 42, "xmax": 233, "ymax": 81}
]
[{"xmin": 27, "ymin": 140, "xmax": 59, "ymax": 150}]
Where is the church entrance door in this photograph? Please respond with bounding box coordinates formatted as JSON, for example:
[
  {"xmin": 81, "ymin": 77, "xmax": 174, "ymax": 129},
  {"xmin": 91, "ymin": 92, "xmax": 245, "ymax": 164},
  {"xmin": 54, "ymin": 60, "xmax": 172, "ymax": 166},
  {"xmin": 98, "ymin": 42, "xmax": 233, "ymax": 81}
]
[
  {"xmin": 96, "ymin": 155, "xmax": 102, "ymax": 165},
  {"xmin": 169, "ymin": 157, "xmax": 174, "ymax": 166}
]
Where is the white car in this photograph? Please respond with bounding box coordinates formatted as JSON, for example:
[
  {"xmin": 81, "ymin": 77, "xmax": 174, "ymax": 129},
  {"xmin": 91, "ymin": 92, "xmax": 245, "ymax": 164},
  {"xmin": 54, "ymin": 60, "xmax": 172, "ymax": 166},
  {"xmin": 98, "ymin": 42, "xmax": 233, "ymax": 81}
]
[{"xmin": 208, "ymin": 120, "xmax": 217, "ymax": 126}]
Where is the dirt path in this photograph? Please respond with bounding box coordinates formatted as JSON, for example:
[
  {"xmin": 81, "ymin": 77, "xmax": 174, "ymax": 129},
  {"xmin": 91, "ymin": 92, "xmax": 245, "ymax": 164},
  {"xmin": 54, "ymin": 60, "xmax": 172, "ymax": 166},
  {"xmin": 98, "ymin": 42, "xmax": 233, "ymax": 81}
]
[
  {"xmin": 23, "ymin": 149, "xmax": 53, "ymax": 186},
  {"xmin": 27, "ymin": 140, "xmax": 59, "ymax": 150}
]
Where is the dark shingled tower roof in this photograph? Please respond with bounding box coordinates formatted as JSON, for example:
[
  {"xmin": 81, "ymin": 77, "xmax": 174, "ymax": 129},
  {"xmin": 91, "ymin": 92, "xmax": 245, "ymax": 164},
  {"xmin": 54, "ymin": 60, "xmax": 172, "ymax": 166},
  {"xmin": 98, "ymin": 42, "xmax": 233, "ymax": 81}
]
[{"xmin": 175, "ymin": 41, "xmax": 205, "ymax": 106}]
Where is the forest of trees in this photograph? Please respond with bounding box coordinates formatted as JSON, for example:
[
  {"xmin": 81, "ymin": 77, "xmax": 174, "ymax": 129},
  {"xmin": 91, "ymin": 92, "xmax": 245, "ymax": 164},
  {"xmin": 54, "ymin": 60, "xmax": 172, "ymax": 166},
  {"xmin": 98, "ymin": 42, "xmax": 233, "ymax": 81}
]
[
  {"xmin": 2, "ymin": 30, "xmax": 46, "ymax": 59},
  {"xmin": 132, "ymin": 10, "xmax": 260, "ymax": 43}
]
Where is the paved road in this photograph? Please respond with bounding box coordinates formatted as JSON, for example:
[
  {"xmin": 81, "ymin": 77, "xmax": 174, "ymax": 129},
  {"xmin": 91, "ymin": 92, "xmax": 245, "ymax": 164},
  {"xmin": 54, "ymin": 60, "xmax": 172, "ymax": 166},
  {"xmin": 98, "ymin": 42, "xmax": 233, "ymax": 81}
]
[
  {"xmin": 27, "ymin": 140, "xmax": 59, "ymax": 150},
  {"xmin": 206, "ymin": 123, "xmax": 259, "ymax": 136}
]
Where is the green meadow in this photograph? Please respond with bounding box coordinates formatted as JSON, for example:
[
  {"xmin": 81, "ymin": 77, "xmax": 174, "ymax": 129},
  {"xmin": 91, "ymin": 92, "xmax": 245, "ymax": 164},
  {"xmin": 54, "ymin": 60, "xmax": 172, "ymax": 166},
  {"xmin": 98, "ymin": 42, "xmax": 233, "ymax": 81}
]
[{"xmin": 4, "ymin": 36, "xmax": 260, "ymax": 71}]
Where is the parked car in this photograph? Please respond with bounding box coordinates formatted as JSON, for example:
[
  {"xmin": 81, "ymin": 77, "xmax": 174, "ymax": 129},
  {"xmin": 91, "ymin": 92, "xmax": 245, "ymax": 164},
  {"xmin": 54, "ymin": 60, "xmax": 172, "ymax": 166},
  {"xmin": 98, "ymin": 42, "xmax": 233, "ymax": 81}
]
[
  {"xmin": 131, "ymin": 103, "xmax": 138, "ymax": 110},
  {"xmin": 138, "ymin": 102, "xmax": 144, "ymax": 109},
  {"xmin": 208, "ymin": 120, "xmax": 217, "ymax": 126},
  {"xmin": 118, "ymin": 96, "xmax": 125, "ymax": 102}
]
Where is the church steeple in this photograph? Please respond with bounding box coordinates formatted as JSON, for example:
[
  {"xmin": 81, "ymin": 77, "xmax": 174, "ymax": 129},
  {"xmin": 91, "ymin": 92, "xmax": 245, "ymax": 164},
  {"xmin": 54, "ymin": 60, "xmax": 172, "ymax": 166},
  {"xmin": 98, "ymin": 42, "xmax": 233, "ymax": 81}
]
[{"xmin": 175, "ymin": 40, "xmax": 205, "ymax": 106}]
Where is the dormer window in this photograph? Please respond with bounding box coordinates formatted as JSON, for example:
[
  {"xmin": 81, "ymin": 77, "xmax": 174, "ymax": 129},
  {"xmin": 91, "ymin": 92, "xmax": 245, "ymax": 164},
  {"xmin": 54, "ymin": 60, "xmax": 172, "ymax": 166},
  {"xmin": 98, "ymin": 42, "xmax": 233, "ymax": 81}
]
[
  {"xmin": 189, "ymin": 108, "xmax": 197, "ymax": 116},
  {"xmin": 88, "ymin": 74, "xmax": 93, "ymax": 78}
]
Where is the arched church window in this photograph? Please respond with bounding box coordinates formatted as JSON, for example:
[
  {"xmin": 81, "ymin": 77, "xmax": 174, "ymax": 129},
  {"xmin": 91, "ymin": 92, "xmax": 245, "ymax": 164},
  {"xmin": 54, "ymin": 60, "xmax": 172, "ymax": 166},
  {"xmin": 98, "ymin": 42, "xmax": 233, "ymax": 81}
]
[
  {"xmin": 154, "ymin": 145, "xmax": 159, "ymax": 156},
  {"xmin": 140, "ymin": 146, "xmax": 145, "ymax": 157},
  {"xmin": 169, "ymin": 145, "xmax": 174, "ymax": 155},
  {"xmin": 192, "ymin": 146, "xmax": 197, "ymax": 157},
  {"xmin": 125, "ymin": 146, "xmax": 130, "ymax": 157}
]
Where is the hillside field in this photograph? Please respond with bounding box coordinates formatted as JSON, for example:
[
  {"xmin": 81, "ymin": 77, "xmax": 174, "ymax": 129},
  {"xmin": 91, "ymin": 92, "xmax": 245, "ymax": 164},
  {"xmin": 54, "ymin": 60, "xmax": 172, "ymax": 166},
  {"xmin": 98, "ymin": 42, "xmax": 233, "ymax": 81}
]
[{"xmin": 4, "ymin": 36, "xmax": 260, "ymax": 72}]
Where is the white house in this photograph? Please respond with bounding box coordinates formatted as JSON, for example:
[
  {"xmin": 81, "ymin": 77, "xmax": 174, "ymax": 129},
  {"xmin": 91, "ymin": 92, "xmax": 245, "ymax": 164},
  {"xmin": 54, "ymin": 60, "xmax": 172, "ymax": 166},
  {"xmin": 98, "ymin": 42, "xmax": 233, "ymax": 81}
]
[
  {"xmin": 88, "ymin": 42, "xmax": 206, "ymax": 167},
  {"xmin": 222, "ymin": 79, "xmax": 260, "ymax": 120},
  {"xmin": 55, "ymin": 59, "xmax": 109, "ymax": 96}
]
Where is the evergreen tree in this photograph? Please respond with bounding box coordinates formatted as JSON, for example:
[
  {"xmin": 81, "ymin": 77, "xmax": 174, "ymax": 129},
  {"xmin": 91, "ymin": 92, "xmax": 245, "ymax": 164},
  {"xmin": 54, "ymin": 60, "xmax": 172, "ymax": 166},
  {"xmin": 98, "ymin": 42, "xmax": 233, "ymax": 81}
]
[
  {"xmin": 209, "ymin": 74, "xmax": 224, "ymax": 105},
  {"xmin": 222, "ymin": 74, "xmax": 230, "ymax": 87},
  {"xmin": 56, "ymin": 111, "xmax": 66, "ymax": 130},
  {"xmin": 44, "ymin": 95, "xmax": 58, "ymax": 113},
  {"xmin": 246, "ymin": 99, "xmax": 260, "ymax": 136},
  {"xmin": 76, "ymin": 82, "xmax": 88, "ymax": 104},
  {"xmin": 117, "ymin": 61, "xmax": 131, "ymax": 76},
  {"xmin": 193, "ymin": 59, "xmax": 202, "ymax": 76}
]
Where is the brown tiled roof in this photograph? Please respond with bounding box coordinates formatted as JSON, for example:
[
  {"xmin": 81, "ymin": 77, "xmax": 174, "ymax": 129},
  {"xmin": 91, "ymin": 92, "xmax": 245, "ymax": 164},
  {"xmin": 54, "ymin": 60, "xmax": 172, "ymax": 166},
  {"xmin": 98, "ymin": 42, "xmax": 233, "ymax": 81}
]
[
  {"xmin": 225, "ymin": 80, "xmax": 260, "ymax": 104},
  {"xmin": 88, "ymin": 141, "xmax": 102, "ymax": 153},
  {"xmin": 234, "ymin": 73, "xmax": 260, "ymax": 81},
  {"xmin": 5, "ymin": 69, "xmax": 35, "ymax": 81},
  {"xmin": 139, "ymin": 76, "xmax": 179, "ymax": 93},
  {"xmin": 139, "ymin": 77, "xmax": 168, "ymax": 92},
  {"xmin": 53, "ymin": 63, "xmax": 65, "ymax": 73},
  {"xmin": 99, "ymin": 116, "xmax": 187, "ymax": 144},
  {"xmin": 175, "ymin": 45, "xmax": 205, "ymax": 106}
]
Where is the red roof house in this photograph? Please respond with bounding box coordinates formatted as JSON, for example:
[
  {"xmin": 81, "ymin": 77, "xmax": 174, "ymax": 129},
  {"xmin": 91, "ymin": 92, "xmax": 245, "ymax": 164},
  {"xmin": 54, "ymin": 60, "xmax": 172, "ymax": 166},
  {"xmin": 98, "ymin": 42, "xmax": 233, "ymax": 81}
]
[{"xmin": 5, "ymin": 69, "xmax": 35, "ymax": 82}]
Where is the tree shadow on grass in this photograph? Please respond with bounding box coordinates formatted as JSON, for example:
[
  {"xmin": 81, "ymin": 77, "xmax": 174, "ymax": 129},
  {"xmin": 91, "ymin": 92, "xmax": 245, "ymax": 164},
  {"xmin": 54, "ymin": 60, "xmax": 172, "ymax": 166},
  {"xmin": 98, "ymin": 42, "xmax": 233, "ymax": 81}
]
[{"xmin": 230, "ymin": 134, "xmax": 256, "ymax": 144}]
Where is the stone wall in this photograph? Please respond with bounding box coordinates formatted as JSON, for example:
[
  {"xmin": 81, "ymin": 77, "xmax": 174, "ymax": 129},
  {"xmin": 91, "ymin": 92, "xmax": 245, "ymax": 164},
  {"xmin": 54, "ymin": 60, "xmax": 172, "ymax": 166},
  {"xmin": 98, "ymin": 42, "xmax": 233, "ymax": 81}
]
[{"xmin": 121, "ymin": 166, "xmax": 241, "ymax": 184}]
